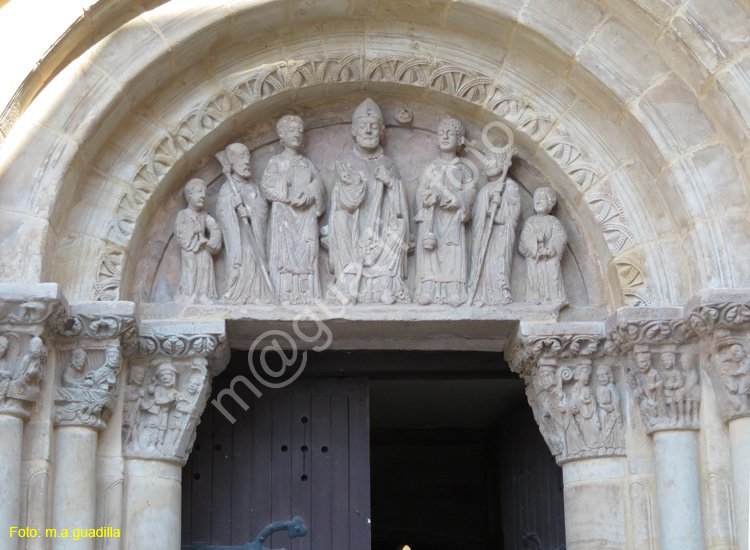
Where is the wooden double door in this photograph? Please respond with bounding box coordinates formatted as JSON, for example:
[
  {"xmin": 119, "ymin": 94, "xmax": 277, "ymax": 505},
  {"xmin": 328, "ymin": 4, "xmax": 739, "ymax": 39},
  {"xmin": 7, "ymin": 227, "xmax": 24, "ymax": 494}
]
[{"xmin": 182, "ymin": 378, "xmax": 370, "ymax": 550}]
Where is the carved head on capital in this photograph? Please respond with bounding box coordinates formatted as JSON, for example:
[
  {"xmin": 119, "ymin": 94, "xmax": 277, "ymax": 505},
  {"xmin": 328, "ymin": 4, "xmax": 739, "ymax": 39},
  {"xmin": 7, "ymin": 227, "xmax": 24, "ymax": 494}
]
[
  {"xmin": 537, "ymin": 359, "xmax": 557, "ymax": 391},
  {"xmin": 28, "ymin": 336, "xmax": 45, "ymax": 357},
  {"xmin": 597, "ymin": 364, "xmax": 614, "ymax": 385},
  {"xmin": 575, "ymin": 359, "xmax": 593, "ymax": 384},
  {"xmin": 70, "ymin": 347, "xmax": 87, "ymax": 371},
  {"xmin": 660, "ymin": 346, "xmax": 678, "ymax": 371},
  {"xmin": 277, "ymin": 114, "xmax": 304, "ymax": 151},
  {"xmin": 129, "ymin": 365, "xmax": 146, "ymax": 386},
  {"xmin": 351, "ymin": 98, "xmax": 384, "ymax": 151},
  {"xmin": 634, "ymin": 345, "xmax": 652, "ymax": 372},
  {"xmin": 225, "ymin": 143, "xmax": 252, "ymax": 179},
  {"xmin": 187, "ymin": 373, "xmax": 203, "ymax": 394},
  {"xmin": 155, "ymin": 362, "xmax": 178, "ymax": 388}
]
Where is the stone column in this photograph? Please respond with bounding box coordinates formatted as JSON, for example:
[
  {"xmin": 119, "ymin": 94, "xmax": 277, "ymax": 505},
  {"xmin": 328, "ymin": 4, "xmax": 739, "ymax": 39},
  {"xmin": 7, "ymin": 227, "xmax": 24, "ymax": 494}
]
[
  {"xmin": 51, "ymin": 302, "xmax": 136, "ymax": 550},
  {"xmin": 687, "ymin": 292, "xmax": 750, "ymax": 550},
  {"xmin": 608, "ymin": 308, "xmax": 705, "ymax": 550},
  {"xmin": 0, "ymin": 284, "xmax": 67, "ymax": 550},
  {"xmin": 507, "ymin": 322, "xmax": 628, "ymax": 550},
  {"xmin": 121, "ymin": 321, "xmax": 229, "ymax": 550}
]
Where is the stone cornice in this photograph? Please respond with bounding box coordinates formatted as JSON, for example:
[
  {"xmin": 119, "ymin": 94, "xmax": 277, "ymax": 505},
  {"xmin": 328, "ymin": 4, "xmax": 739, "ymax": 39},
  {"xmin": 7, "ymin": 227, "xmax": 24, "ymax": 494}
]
[
  {"xmin": 605, "ymin": 307, "xmax": 696, "ymax": 354},
  {"xmin": 56, "ymin": 302, "xmax": 138, "ymax": 355},
  {"xmin": 0, "ymin": 284, "xmax": 68, "ymax": 330}
]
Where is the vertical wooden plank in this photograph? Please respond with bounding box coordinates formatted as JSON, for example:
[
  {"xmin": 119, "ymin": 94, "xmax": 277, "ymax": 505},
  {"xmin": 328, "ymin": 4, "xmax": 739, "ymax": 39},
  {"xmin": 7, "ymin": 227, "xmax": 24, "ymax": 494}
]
[
  {"xmin": 330, "ymin": 394, "xmax": 350, "ymax": 550},
  {"xmin": 348, "ymin": 379, "xmax": 370, "ymax": 550},
  {"xmin": 311, "ymin": 396, "xmax": 332, "ymax": 550},
  {"xmin": 272, "ymin": 390, "xmax": 293, "ymax": 539},
  {"xmin": 290, "ymin": 383, "xmax": 312, "ymax": 550},
  {"xmin": 231, "ymin": 397, "xmax": 254, "ymax": 545},
  {"xmin": 190, "ymin": 403, "xmax": 214, "ymax": 544},
  {"xmin": 210, "ymin": 392, "xmax": 234, "ymax": 545},
  {"xmin": 250, "ymin": 393, "xmax": 274, "ymax": 541}
]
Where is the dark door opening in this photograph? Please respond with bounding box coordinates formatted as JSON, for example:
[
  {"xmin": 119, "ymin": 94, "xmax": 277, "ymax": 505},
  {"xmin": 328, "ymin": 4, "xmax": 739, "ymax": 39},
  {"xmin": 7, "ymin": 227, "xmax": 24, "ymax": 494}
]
[{"xmin": 181, "ymin": 351, "xmax": 565, "ymax": 550}]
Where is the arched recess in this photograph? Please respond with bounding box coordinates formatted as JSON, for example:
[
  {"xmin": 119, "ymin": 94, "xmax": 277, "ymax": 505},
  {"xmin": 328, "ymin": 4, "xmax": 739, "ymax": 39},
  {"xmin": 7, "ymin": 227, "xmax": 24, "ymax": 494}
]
[{"xmin": 1, "ymin": 0, "xmax": 748, "ymax": 310}]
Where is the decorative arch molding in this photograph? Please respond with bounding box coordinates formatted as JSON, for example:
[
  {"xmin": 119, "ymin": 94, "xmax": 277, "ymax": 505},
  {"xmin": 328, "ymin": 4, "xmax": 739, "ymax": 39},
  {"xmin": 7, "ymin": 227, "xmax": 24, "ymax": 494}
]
[{"xmin": 63, "ymin": 51, "xmax": 651, "ymax": 307}]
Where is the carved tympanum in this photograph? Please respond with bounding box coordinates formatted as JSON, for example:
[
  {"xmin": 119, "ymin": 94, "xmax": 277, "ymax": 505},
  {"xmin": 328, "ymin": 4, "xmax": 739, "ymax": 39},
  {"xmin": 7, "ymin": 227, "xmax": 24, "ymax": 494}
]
[
  {"xmin": 0, "ymin": 335, "xmax": 48, "ymax": 419},
  {"xmin": 326, "ymin": 98, "xmax": 410, "ymax": 305},
  {"xmin": 468, "ymin": 145, "xmax": 520, "ymax": 306},
  {"xmin": 262, "ymin": 115, "xmax": 326, "ymax": 305},
  {"xmin": 54, "ymin": 346, "xmax": 122, "ymax": 429},
  {"xmin": 519, "ymin": 187, "xmax": 568, "ymax": 305},
  {"xmin": 415, "ymin": 117, "xmax": 477, "ymax": 307},
  {"xmin": 122, "ymin": 359, "xmax": 209, "ymax": 464},
  {"xmin": 175, "ymin": 179, "xmax": 222, "ymax": 304}
]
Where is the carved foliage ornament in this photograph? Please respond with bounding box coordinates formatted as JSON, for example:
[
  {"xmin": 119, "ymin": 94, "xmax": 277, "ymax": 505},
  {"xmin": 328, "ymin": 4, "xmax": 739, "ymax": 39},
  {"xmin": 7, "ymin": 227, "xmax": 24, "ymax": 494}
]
[
  {"xmin": 92, "ymin": 53, "xmax": 648, "ymax": 306},
  {"xmin": 687, "ymin": 302, "xmax": 750, "ymax": 336}
]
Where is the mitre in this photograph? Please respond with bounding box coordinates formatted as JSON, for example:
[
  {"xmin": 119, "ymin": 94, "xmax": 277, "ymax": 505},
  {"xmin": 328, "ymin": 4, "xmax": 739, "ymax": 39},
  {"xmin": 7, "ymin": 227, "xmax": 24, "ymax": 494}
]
[{"xmin": 352, "ymin": 97, "xmax": 383, "ymax": 124}]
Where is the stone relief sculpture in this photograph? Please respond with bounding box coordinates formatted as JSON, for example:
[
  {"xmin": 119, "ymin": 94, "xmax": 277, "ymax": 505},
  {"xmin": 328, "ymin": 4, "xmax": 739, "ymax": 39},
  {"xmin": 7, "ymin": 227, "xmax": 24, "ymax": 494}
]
[
  {"xmin": 626, "ymin": 345, "xmax": 699, "ymax": 431},
  {"xmin": 175, "ymin": 179, "xmax": 222, "ymax": 304},
  {"xmin": 567, "ymin": 361, "xmax": 601, "ymax": 453},
  {"xmin": 122, "ymin": 365, "xmax": 147, "ymax": 448},
  {"xmin": 123, "ymin": 360, "xmax": 209, "ymax": 463},
  {"xmin": 596, "ymin": 365, "xmax": 625, "ymax": 454},
  {"xmin": 326, "ymin": 98, "xmax": 410, "ymax": 305},
  {"xmin": 54, "ymin": 346, "xmax": 122, "ymax": 429},
  {"xmin": 216, "ymin": 143, "xmax": 274, "ymax": 304},
  {"xmin": 261, "ymin": 115, "xmax": 326, "ymax": 305},
  {"xmin": 518, "ymin": 187, "xmax": 567, "ymax": 305},
  {"xmin": 414, "ymin": 117, "xmax": 477, "ymax": 307},
  {"xmin": 524, "ymin": 355, "xmax": 625, "ymax": 462},
  {"xmin": 716, "ymin": 339, "xmax": 750, "ymax": 414},
  {"xmin": 468, "ymin": 144, "xmax": 521, "ymax": 306},
  {"xmin": 0, "ymin": 335, "xmax": 47, "ymax": 417},
  {"xmin": 531, "ymin": 359, "xmax": 564, "ymax": 457}
]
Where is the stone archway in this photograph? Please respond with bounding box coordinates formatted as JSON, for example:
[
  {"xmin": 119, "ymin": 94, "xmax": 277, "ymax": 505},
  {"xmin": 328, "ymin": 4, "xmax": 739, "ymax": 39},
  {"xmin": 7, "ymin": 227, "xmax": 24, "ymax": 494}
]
[{"xmin": 1, "ymin": 2, "xmax": 750, "ymax": 550}]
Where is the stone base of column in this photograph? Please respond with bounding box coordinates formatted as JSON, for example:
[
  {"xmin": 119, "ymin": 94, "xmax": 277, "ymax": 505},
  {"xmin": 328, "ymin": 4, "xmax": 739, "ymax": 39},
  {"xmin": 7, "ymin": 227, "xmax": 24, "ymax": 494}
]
[
  {"xmin": 123, "ymin": 459, "xmax": 182, "ymax": 550},
  {"xmin": 0, "ymin": 415, "xmax": 24, "ymax": 550},
  {"xmin": 653, "ymin": 430, "xmax": 705, "ymax": 550},
  {"xmin": 562, "ymin": 457, "xmax": 627, "ymax": 549},
  {"xmin": 729, "ymin": 418, "xmax": 750, "ymax": 550},
  {"xmin": 52, "ymin": 426, "xmax": 98, "ymax": 550}
]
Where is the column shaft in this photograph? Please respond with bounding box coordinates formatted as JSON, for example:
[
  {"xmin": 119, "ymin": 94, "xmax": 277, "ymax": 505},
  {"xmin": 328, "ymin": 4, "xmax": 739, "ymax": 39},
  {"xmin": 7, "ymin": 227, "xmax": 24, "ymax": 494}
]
[
  {"xmin": 123, "ymin": 459, "xmax": 182, "ymax": 550},
  {"xmin": 0, "ymin": 415, "xmax": 23, "ymax": 550},
  {"xmin": 52, "ymin": 426, "xmax": 98, "ymax": 550},
  {"xmin": 729, "ymin": 417, "xmax": 750, "ymax": 550},
  {"xmin": 653, "ymin": 430, "xmax": 705, "ymax": 550},
  {"xmin": 562, "ymin": 458, "xmax": 627, "ymax": 549}
]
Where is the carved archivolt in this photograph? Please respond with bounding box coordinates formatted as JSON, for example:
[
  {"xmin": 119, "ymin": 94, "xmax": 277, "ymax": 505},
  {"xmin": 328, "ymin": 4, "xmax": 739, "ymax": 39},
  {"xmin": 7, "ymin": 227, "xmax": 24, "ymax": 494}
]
[{"xmin": 91, "ymin": 53, "xmax": 650, "ymax": 306}]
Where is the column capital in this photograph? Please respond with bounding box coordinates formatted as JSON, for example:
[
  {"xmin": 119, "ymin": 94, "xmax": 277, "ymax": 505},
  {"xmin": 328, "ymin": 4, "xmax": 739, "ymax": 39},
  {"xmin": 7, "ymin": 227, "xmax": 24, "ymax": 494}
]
[
  {"xmin": 0, "ymin": 284, "xmax": 68, "ymax": 420},
  {"xmin": 506, "ymin": 322, "xmax": 626, "ymax": 464},
  {"xmin": 685, "ymin": 290, "xmax": 750, "ymax": 422},
  {"xmin": 606, "ymin": 308, "xmax": 701, "ymax": 434},
  {"xmin": 122, "ymin": 320, "xmax": 229, "ymax": 465},
  {"xmin": 52, "ymin": 302, "xmax": 137, "ymax": 430}
]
